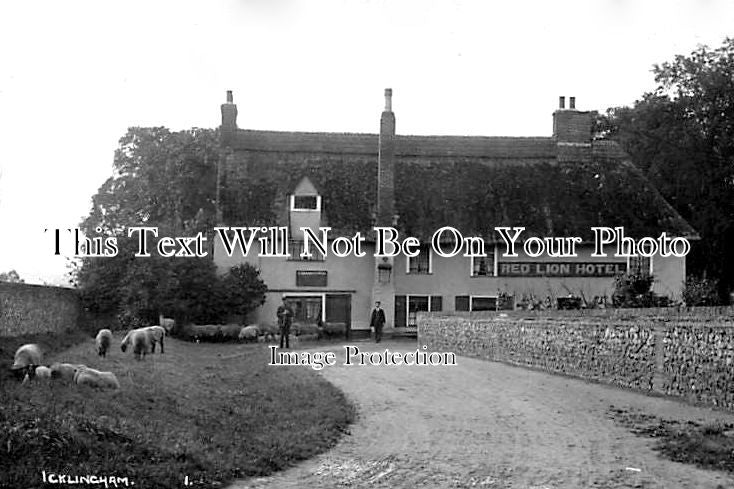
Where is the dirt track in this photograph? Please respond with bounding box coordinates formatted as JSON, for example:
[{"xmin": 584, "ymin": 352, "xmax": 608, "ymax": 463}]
[{"xmin": 229, "ymin": 339, "xmax": 734, "ymax": 489}]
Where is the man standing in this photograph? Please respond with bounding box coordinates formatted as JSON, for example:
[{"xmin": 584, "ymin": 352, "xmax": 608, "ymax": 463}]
[
  {"xmin": 369, "ymin": 301, "xmax": 386, "ymax": 343},
  {"xmin": 277, "ymin": 295, "xmax": 294, "ymax": 349}
]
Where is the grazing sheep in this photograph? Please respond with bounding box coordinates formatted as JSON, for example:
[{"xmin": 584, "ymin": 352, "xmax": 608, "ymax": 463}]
[
  {"xmin": 322, "ymin": 322, "xmax": 347, "ymax": 340},
  {"xmin": 141, "ymin": 326, "xmax": 166, "ymax": 353},
  {"xmin": 35, "ymin": 366, "xmax": 52, "ymax": 379},
  {"xmin": 96, "ymin": 329, "xmax": 113, "ymax": 357},
  {"xmin": 73, "ymin": 367, "xmax": 120, "ymax": 389},
  {"xmin": 131, "ymin": 330, "xmax": 153, "ymax": 360},
  {"xmin": 158, "ymin": 314, "xmax": 175, "ymax": 334},
  {"xmin": 121, "ymin": 328, "xmax": 155, "ymax": 359},
  {"xmin": 50, "ymin": 362, "xmax": 86, "ymax": 382},
  {"xmin": 259, "ymin": 323, "xmax": 279, "ymax": 342},
  {"xmin": 238, "ymin": 325, "xmax": 260, "ymax": 343},
  {"xmin": 11, "ymin": 344, "xmax": 42, "ymax": 381},
  {"xmin": 298, "ymin": 333, "xmax": 320, "ymax": 342},
  {"xmin": 185, "ymin": 324, "xmax": 241, "ymax": 342}
]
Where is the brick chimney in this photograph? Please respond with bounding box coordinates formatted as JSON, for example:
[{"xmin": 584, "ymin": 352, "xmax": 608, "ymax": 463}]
[
  {"xmin": 553, "ymin": 95, "xmax": 595, "ymax": 162},
  {"xmin": 221, "ymin": 90, "xmax": 238, "ymax": 146},
  {"xmin": 377, "ymin": 88, "xmax": 396, "ymax": 226},
  {"xmin": 217, "ymin": 90, "xmax": 238, "ymax": 226},
  {"xmin": 372, "ymin": 88, "xmax": 397, "ymax": 337}
]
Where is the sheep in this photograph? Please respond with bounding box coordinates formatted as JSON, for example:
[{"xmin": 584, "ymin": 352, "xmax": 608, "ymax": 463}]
[
  {"xmin": 50, "ymin": 362, "xmax": 86, "ymax": 383},
  {"xmin": 121, "ymin": 328, "xmax": 155, "ymax": 359},
  {"xmin": 141, "ymin": 326, "xmax": 166, "ymax": 353},
  {"xmin": 35, "ymin": 366, "xmax": 52, "ymax": 379},
  {"xmin": 96, "ymin": 329, "xmax": 113, "ymax": 357},
  {"xmin": 22, "ymin": 365, "xmax": 52, "ymax": 384},
  {"xmin": 121, "ymin": 329, "xmax": 153, "ymax": 360},
  {"xmin": 322, "ymin": 322, "xmax": 347, "ymax": 340},
  {"xmin": 259, "ymin": 323, "xmax": 279, "ymax": 342},
  {"xmin": 73, "ymin": 367, "xmax": 120, "ymax": 390},
  {"xmin": 11, "ymin": 344, "xmax": 42, "ymax": 381},
  {"xmin": 297, "ymin": 333, "xmax": 320, "ymax": 342},
  {"xmin": 133, "ymin": 330, "xmax": 152, "ymax": 360},
  {"xmin": 158, "ymin": 314, "xmax": 175, "ymax": 334},
  {"xmin": 238, "ymin": 325, "xmax": 260, "ymax": 343}
]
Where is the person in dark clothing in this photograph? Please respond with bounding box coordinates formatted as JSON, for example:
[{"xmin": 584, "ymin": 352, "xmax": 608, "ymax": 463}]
[
  {"xmin": 277, "ymin": 295, "xmax": 294, "ymax": 348},
  {"xmin": 369, "ymin": 301, "xmax": 386, "ymax": 343}
]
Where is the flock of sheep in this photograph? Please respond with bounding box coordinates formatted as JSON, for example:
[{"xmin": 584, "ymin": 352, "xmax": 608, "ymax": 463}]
[
  {"xmin": 9, "ymin": 325, "xmax": 168, "ymax": 390},
  {"xmin": 9, "ymin": 320, "xmax": 345, "ymax": 388},
  {"xmin": 180, "ymin": 322, "xmax": 348, "ymax": 343}
]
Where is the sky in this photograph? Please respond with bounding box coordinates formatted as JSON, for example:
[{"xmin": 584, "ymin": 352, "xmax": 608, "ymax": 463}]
[{"xmin": 0, "ymin": 0, "xmax": 733, "ymax": 285}]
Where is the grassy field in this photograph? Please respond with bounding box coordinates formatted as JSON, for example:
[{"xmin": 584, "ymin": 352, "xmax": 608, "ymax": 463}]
[{"xmin": 0, "ymin": 331, "xmax": 356, "ymax": 489}]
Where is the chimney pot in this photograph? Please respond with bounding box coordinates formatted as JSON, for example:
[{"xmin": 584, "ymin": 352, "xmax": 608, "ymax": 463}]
[
  {"xmin": 384, "ymin": 88, "xmax": 393, "ymax": 112},
  {"xmin": 569, "ymin": 96, "xmax": 576, "ymax": 110},
  {"xmin": 226, "ymin": 90, "xmax": 233, "ymax": 103},
  {"xmin": 559, "ymin": 96, "xmax": 565, "ymax": 110}
]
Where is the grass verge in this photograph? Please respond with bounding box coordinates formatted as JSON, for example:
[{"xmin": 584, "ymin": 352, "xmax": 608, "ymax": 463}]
[
  {"xmin": 608, "ymin": 406, "xmax": 734, "ymax": 472},
  {"xmin": 0, "ymin": 333, "xmax": 355, "ymax": 488}
]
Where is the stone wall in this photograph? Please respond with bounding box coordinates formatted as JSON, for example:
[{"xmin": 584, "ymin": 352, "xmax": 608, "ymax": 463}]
[
  {"xmin": 419, "ymin": 311, "xmax": 734, "ymax": 410},
  {"xmin": 0, "ymin": 282, "xmax": 81, "ymax": 337}
]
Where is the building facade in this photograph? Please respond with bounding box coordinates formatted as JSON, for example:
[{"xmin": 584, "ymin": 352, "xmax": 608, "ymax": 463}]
[{"xmin": 214, "ymin": 90, "xmax": 697, "ymax": 336}]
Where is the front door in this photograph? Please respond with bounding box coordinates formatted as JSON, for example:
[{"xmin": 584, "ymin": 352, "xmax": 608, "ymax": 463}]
[{"xmin": 325, "ymin": 294, "xmax": 351, "ymax": 339}]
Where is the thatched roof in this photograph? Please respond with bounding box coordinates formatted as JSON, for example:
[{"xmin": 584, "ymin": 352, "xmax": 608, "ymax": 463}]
[{"xmin": 220, "ymin": 130, "xmax": 697, "ymax": 243}]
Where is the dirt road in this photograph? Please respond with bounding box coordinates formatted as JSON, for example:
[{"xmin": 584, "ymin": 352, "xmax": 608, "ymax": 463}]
[{"xmin": 229, "ymin": 339, "xmax": 734, "ymax": 489}]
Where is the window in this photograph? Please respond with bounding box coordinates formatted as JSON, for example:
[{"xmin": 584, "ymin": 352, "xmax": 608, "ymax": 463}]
[
  {"xmin": 378, "ymin": 268, "xmax": 391, "ymax": 283},
  {"xmin": 285, "ymin": 295, "xmax": 323, "ymax": 324},
  {"xmin": 627, "ymin": 255, "xmax": 652, "ymax": 276},
  {"xmin": 296, "ymin": 271, "xmax": 327, "ymax": 287},
  {"xmin": 471, "ymin": 246, "xmax": 496, "ymax": 277},
  {"xmin": 455, "ymin": 295, "xmax": 470, "ymax": 311},
  {"xmin": 455, "ymin": 295, "xmax": 500, "ymax": 311},
  {"xmin": 290, "ymin": 195, "xmax": 321, "ymax": 211},
  {"xmin": 408, "ymin": 296, "xmax": 430, "ymax": 327},
  {"xmin": 407, "ymin": 245, "xmax": 432, "ymax": 274},
  {"xmin": 289, "ymin": 240, "xmax": 324, "ymax": 261},
  {"xmin": 471, "ymin": 296, "xmax": 497, "ymax": 311},
  {"xmin": 395, "ymin": 295, "xmax": 443, "ymax": 327}
]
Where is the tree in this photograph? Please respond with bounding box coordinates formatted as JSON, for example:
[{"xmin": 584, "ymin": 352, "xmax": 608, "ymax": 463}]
[
  {"xmin": 599, "ymin": 38, "xmax": 734, "ymax": 301},
  {"xmin": 0, "ymin": 270, "xmax": 24, "ymax": 283},
  {"xmin": 218, "ymin": 264, "xmax": 268, "ymax": 324},
  {"xmin": 74, "ymin": 126, "xmax": 268, "ymax": 325},
  {"xmin": 81, "ymin": 126, "xmax": 220, "ymax": 236}
]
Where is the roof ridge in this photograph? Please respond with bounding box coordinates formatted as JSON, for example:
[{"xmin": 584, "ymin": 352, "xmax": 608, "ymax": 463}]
[{"xmin": 238, "ymin": 128, "xmax": 553, "ymax": 140}]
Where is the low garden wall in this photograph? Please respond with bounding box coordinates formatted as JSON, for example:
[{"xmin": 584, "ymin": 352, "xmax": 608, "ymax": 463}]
[
  {"xmin": 419, "ymin": 311, "xmax": 734, "ymax": 410},
  {"xmin": 0, "ymin": 282, "xmax": 82, "ymax": 336}
]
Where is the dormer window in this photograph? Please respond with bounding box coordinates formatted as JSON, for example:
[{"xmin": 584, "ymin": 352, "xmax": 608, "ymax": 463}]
[
  {"xmin": 291, "ymin": 195, "xmax": 321, "ymax": 212},
  {"xmin": 289, "ymin": 177, "xmax": 323, "ymax": 243}
]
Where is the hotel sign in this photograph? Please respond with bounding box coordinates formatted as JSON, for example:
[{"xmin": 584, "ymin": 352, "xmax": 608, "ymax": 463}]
[{"xmin": 498, "ymin": 262, "xmax": 626, "ymax": 277}]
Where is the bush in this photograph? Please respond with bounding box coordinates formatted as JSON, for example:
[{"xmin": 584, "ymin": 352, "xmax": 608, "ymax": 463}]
[
  {"xmin": 117, "ymin": 311, "xmax": 150, "ymax": 330},
  {"xmin": 218, "ymin": 264, "xmax": 268, "ymax": 323},
  {"xmin": 612, "ymin": 272, "xmax": 655, "ymax": 308},
  {"xmin": 79, "ymin": 248, "xmax": 268, "ymax": 330},
  {"xmin": 682, "ymin": 276, "xmax": 721, "ymax": 306}
]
